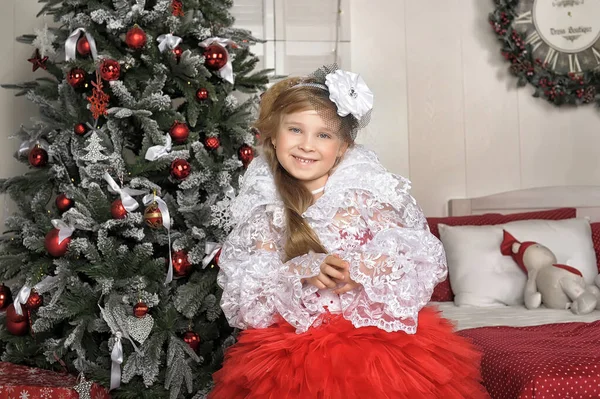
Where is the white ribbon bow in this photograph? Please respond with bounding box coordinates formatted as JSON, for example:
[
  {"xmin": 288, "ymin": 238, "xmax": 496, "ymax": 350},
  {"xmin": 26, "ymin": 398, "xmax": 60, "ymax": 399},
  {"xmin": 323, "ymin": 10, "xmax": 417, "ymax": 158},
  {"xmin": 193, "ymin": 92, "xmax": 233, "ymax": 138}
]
[
  {"xmin": 51, "ymin": 219, "xmax": 76, "ymax": 245},
  {"xmin": 142, "ymin": 194, "xmax": 173, "ymax": 284},
  {"xmin": 65, "ymin": 28, "xmax": 98, "ymax": 61},
  {"xmin": 202, "ymin": 242, "xmax": 222, "ymax": 269},
  {"xmin": 199, "ymin": 37, "xmax": 235, "ymax": 84},
  {"xmin": 144, "ymin": 134, "xmax": 172, "ymax": 161},
  {"xmin": 110, "ymin": 332, "xmax": 123, "ymax": 391},
  {"xmin": 103, "ymin": 172, "xmax": 146, "ymax": 212},
  {"xmin": 157, "ymin": 33, "xmax": 182, "ymax": 53},
  {"xmin": 14, "ymin": 276, "xmax": 58, "ymax": 316}
]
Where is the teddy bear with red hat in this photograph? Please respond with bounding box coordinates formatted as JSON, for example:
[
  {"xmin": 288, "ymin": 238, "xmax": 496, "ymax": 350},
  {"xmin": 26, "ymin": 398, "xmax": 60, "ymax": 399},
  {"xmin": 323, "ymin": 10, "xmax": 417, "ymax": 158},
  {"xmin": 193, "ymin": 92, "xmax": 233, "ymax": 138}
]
[{"xmin": 501, "ymin": 230, "xmax": 600, "ymax": 314}]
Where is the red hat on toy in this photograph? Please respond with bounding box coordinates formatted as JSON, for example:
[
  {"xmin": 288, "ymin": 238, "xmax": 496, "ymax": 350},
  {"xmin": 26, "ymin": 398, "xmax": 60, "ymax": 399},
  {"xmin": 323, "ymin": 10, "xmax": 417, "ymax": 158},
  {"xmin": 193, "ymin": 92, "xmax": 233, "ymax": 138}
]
[{"xmin": 500, "ymin": 230, "xmax": 535, "ymax": 274}]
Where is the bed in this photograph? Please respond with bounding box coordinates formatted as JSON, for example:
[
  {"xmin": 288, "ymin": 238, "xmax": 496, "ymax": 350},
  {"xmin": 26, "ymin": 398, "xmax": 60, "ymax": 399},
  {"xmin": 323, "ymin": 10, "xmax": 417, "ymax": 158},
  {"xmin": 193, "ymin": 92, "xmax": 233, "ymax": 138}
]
[{"xmin": 428, "ymin": 186, "xmax": 600, "ymax": 399}]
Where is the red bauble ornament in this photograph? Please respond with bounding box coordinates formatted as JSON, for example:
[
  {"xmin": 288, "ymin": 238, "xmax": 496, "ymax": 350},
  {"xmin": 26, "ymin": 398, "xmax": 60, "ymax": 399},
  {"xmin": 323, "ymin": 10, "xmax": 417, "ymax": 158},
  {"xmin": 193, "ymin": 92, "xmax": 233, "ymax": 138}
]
[
  {"xmin": 173, "ymin": 46, "xmax": 183, "ymax": 61},
  {"xmin": 133, "ymin": 301, "xmax": 149, "ymax": 318},
  {"xmin": 28, "ymin": 146, "xmax": 48, "ymax": 168},
  {"xmin": 74, "ymin": 123, "xmax": 88, "ymax": 136},
  {"xmin": 204, "ymin": 137, "xmax": 220, "ymax": 150},
  {"xmin": 238, "ymin": 145, "xmax": 254, "ymax": 167},
  {"xmin": 44, "ymin": 228, "xmax": 71, "ymax": 257},
  {"xmin": 25, "ymin": 291, "xmax": 43, "ymax": 311},
  {"xmin": 195, "ymin": 88, "xmax": 209, "ymax": 101},
  {"xmin": 111, "ymin": 199, "xmax": 128, "ymax": 219},
  {"xmin": 144, "ymin": 203, "xmax": 163, "ymax": 229},
  {"xmin": 67, "ymin": 68, "xmax": 87, "ymax": 88},
  {"xmin": 183, "ymin": 330, "xmax": 200, "ymax": 352},
  {"xmin": 169, "ymin": 121, "xmax": 190, "ymax": 144},
  {"xmin": 76, "ymin": 36, "xmax": 91, "ymax": 56},
  {"xmin": 6, "ymin": 304, "xmax": 28, "ymax": 336},
  {"xmin": 55, "ymin": 194, "xmax": 74, "ymax": 213},
  {"xmin": 0, "ymin": 285, "xmax": 13, "ymax": 311},
  {"xmin": 204, "ymin": 44, "xmax": 228, "ymax": 71},
  {"xmin": 126, "ymin": 25, "xmax": 147, "ymax": 49},
  {"xmin": 170, "ymin": 159, "xmax": 191, "ymax": 180},
  {"xmin": 99, "ymin": 59, "xmax": 121, "ymax": 81},
  {"xmin": 172, "ymin": 250, "xmax": 192, "ymax": 277}
]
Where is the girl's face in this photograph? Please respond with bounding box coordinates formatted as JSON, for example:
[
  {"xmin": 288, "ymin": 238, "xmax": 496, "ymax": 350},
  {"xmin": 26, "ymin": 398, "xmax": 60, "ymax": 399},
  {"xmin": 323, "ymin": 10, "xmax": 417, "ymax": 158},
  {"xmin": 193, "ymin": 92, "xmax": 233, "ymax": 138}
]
[{"xmin": 271, "ymin": 109, "xmax": 348, "ymax": 192}]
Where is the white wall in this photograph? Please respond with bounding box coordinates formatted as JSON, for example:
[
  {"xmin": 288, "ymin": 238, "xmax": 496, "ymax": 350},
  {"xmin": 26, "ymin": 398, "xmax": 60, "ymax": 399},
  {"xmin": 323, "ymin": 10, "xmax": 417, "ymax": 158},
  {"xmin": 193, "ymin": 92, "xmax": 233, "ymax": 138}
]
[
  {"xmin": 3, "ymin": 0, "xmax": 600, "ymax": 222},
  {"xmin": 352, "ymin": 0, "xmax": 600, "ymax": 216},
  {"xmin": 0, "ymin": 0, "xmax": 47, "ymax": 226}
]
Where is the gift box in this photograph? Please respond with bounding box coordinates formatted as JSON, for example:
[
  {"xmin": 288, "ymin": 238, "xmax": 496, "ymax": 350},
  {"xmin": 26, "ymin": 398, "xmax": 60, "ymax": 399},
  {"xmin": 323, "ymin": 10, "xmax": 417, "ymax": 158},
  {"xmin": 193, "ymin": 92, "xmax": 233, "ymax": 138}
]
[{"xmin": 0, "ymin": 362, "xmax": 109, "ymax": 399}]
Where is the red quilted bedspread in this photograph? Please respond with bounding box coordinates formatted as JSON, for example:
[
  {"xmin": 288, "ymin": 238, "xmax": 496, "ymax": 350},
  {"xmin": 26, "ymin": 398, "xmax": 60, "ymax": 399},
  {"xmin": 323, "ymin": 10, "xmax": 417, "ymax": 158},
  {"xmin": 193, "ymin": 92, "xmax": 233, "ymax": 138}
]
[{"xmin": 458, "ymin": 320, "xmax": 600, "ymax": 399}]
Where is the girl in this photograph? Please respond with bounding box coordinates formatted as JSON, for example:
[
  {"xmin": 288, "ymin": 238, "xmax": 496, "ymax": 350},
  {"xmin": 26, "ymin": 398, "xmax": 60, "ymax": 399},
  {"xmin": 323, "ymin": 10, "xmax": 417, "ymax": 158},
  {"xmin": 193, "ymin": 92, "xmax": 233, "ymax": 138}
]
[{"xmin": 210, "ymin": 66, "xmax": 487, "ymax": 399}]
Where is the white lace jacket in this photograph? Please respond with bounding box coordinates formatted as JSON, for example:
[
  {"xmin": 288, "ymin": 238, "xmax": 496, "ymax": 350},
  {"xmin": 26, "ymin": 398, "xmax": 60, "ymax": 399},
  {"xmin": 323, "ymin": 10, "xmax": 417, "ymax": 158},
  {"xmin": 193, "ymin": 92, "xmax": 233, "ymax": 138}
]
[{"xmin": 217, "ymin": 145, "xmax": 447, "ymax": 334}]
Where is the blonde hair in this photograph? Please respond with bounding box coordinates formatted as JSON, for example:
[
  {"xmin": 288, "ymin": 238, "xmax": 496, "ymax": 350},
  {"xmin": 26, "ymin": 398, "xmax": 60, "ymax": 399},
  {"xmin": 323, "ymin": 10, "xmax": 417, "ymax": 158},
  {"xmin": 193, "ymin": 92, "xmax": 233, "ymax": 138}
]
[{"xmin": 254, "ymin": 78, "xmax": 354, "ymax": 261}]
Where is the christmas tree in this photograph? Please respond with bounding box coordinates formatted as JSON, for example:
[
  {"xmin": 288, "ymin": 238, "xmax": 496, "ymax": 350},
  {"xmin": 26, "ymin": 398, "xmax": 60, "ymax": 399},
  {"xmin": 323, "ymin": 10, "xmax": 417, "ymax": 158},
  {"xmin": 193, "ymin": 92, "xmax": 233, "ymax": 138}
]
[{"xmin": 0, "ymin": 0, "xmax": 269, "ymax": 398}]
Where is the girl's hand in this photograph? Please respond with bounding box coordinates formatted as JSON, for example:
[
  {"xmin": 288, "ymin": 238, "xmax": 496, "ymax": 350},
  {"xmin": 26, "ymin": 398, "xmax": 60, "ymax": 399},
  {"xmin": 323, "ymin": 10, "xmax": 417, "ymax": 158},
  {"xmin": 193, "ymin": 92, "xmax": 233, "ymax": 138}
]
[
  {"xmin": 333, "ymin": 271, "xmax": 361, "ymax": 295},
  {"xmin": 304, "ymin": 254, "xmax": 349, "ymax": 289}
]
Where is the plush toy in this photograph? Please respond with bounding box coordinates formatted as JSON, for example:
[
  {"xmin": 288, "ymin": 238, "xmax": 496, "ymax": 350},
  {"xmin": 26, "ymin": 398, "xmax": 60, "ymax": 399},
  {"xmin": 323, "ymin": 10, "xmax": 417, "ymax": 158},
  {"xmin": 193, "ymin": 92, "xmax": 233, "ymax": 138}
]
[{"xmin": 500, "ymin": 230, "xmax": 600, "ymax": 314}]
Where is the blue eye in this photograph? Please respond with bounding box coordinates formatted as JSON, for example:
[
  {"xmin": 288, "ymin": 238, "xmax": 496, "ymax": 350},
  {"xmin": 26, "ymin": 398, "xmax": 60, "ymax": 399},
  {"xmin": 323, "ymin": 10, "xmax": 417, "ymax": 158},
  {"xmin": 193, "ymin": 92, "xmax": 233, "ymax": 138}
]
[
  {"xmin": 289, "ymin": 127, "xmax": 301, "ymax": 133},
  {"xmin": 319, "ymin": 133, "xmax": 332, "ymax": 139}
]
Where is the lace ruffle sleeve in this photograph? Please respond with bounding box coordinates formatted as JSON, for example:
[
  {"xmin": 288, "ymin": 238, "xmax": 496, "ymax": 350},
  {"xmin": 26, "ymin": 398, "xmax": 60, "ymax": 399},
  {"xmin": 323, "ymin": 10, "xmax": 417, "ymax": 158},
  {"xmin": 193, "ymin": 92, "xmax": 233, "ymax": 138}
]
[
  {"xmin": 338, "ymin": 190, "xmax": 447, "ymax": 334},
  {"xmin": 217, "ymin": 206, "xmax": 327, "ymax": 332}
]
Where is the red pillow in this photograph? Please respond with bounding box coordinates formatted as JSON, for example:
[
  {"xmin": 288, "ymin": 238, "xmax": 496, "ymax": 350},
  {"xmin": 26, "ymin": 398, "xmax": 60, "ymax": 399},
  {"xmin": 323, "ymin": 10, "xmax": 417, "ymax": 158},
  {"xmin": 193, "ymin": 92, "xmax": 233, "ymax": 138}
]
[
  {"xmin": 590, "ymin": 222, "xmax": 600, "ymax": 273},
  {"xmin": 427, "ymin": 207, "xmax": 577, "ymax": 302}
]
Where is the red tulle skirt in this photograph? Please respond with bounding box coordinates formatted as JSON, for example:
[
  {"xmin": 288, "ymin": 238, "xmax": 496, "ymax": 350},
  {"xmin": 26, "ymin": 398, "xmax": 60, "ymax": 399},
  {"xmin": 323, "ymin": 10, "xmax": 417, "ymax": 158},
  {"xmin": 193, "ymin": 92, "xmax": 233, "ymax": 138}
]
[{"xmin": 209, "ymin": 307, "xmax": 489, "ymax": 399}]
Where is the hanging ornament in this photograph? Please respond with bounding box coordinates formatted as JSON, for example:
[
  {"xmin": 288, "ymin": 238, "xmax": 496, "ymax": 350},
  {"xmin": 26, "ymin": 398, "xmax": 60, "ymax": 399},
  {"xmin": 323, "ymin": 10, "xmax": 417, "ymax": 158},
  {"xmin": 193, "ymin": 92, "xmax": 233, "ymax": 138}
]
[
  {"xmin": 74, "ymin": 123, "xmax": 88, "ymax": 136},
  {"xmin": 172, "ymin": 250, "xmax": 192, "ymax": 277},
  {"xmin": 183, "ymin": 330, "xmax": 200, "ymax": 352},
  {"xmin": 99, "ymin": 59, "xmax": 121, "ymax": 81},
  {"xmin": 171, "ymin": 0, "xmax": 184, "ymax": 16},
  {"xmin": 27, "ymin": 49, "xmax": 48, "ymax": 72},
  {"xmin": 0, "ymin": 284, "xmax": 13, "ymax": 311},
  {"xmin": 133, "ymin": 301, "xmax": 149, "ymax": 318},
  {"xmin": 126, "ymin": 25, "xmax": 147, "ymax": 49},
  {"xmin": 77, "ymin": 36, "xmax": 91, "ymax": 56},
  {"xmin": 170, "ymin": 159, "xmax": 191, "ymax": 180},
  {"xmin": 144, "ymin": 203, "xmax": 163, "ymax": 229},
  {"xmin": 169, "ymin": 121, "xmax": 190, "ymax": 144},
  {"xmin": 126, "ymin": 313, "xmax": 154, "ymax": 345},
  {"xmin": 195, "ymin": 88, "xmax": 209, "ymax": 101},
  {"xmin": 204, "ymin": 136, "xmax": 220, "ymax": 150},
  {"xmin": 87, "ymin": 71, "xmax": 110, "ymax": 120},
  {"xmin": 203, "ymin": 44, "xmax": 228, "ymax": 71},
  {"xmin": 73, "ymin": 373, "xmax": 94, "ymax": 399},
  {"xmin": 173, "ymin": 46, "xmax": 183, "ymax": 62},
  {"xmin": 55, "ymin": 193, "xmax": 74, "ymax": 213},
  {"xmin": 238, "ymin": 144, "xmax": 254, "ymax": 167},
  {"xmin": 65, "ymin": 28, "xmax": 98, "ymax": 61},
  {"xmin": 28, "ymin": 146, "xmax": 48, "ymax": 168},
  {"xmin": 199, "ymin": 37, "xmax": 236, "ymax": 84},
  {"xmin": 25, "ymin": 290, "xmax": 43, "ymax": 311},
  {"xmin": 44, "ymin": 220, "xmax": 76, "ymax": 257},
  {"xmin": 111, "ymin": 199, "xmax": 128, "ymax": 219},
  {"xmin": 67, "ymin": 68, "xmax": 87, "ymax": 88},
  {"xmin": 142, "ymin": 193, "xmax": 174, "ymax": 284},
  {"xmin": 5, "ymin": 304, "xmax": 28, "ymax": 336}
]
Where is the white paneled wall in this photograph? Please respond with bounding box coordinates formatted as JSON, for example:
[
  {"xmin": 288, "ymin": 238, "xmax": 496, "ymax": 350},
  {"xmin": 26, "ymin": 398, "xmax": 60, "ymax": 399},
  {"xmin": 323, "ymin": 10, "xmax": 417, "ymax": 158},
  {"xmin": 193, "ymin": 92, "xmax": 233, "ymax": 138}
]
[
  {"xmin": 1, "ymin": 0, "xmax": 49, "ymax": 226},
  {"xmin": 352, "ymin": 0, "xmax": 600, "ymax": 216},
  {"xmin": 3, "ymin": 0, "xmax": 600, "ymax": 225},
  {"xmin": 232, "ymin": 0, "xmax": 351, "ymax": 74}
]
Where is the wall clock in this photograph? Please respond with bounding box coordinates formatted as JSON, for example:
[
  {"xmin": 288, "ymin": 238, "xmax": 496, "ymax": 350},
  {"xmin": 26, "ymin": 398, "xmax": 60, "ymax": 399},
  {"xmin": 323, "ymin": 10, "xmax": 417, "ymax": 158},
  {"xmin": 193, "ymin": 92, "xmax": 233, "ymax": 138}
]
[{"xmin": 490, "ymin": 0, "xmax": 599, "ymax": 105}]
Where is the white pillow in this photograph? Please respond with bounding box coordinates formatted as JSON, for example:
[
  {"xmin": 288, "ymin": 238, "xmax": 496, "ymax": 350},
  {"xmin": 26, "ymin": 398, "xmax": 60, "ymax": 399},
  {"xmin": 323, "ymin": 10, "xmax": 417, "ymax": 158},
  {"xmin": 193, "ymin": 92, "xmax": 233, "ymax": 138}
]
[{"xmin": 438, "ymin": 218, "xmax": 597, "ymax": 307}]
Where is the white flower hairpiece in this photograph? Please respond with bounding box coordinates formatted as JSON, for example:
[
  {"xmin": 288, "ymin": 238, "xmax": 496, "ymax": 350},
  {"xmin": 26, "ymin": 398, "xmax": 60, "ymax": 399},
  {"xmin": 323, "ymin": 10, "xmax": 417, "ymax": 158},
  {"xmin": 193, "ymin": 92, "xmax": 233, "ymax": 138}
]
[{"xmin": 324, "ymin": 70, "xmax": 373, "ymax": 120}]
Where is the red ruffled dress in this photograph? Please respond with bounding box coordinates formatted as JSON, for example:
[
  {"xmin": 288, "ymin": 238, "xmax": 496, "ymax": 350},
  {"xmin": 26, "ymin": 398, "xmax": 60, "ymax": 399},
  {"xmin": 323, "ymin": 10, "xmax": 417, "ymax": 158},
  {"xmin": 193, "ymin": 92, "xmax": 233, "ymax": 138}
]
[{"xmin": 209, "ymin": 147, "xmax": 488, "ymax": 399}]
